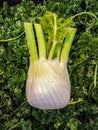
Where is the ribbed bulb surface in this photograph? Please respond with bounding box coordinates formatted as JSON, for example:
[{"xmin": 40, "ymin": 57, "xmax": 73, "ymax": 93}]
[{"xmin": 26, "ymin": 59, "xmax": 71, "ymax": 109}]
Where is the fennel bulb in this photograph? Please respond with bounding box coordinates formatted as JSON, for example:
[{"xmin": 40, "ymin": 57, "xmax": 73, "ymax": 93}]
[
  {"xmin": 24, "ymin": 12, "xmax": 77, "ymax": 109},
  {"xmin": 26, "ymin": 58, "xmax": 71, "ymax": 109}
]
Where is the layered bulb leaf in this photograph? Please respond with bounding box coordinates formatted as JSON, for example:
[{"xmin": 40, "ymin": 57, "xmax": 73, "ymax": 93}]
[
  {"xmin": 24, "ymin": 12, "xmax": 77, "ymax": 109},
  {"xmin": 26, "ymin": 59, "xmax": 71, "ymax": 109}
]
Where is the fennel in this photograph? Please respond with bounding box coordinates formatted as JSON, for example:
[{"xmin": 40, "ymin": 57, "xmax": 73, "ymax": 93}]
[{"xmin": 24, "ymin": 13, "xmax": 77, "ymax": 109}]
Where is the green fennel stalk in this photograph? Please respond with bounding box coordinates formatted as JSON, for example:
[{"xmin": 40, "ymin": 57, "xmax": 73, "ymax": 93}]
[
  {"xmin": 24, "ymin": 23, "xmax": 38, "ymax": 62},
  {"xmin": 34, "ymin": 23, "xmax": 46, "ymax": 59},
  {"xmin": 60, "ymin": 27, "xmax": 77, "ymax": 64},
  {"xmin": 24, "ymin": 14, "xmax": 77, "ymax": 65},
  {"xmin": 24, "ymin": 23, "xmax": 77, "ymax": 64},
  {"xmin": 48, "ymin": 13, "xmax": 57, "ymax": 60}
]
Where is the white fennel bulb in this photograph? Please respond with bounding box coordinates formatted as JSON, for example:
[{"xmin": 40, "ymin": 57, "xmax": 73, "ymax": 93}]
[{"xmin": 26, "ymin": 59, "xmax": 71, "ymax": 109}]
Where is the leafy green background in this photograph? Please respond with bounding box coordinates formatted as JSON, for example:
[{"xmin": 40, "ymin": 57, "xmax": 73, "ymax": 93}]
[{"xmin": 0, "ymin": 0, "xmax": 98, "ymax": 130}]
